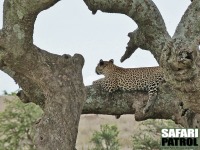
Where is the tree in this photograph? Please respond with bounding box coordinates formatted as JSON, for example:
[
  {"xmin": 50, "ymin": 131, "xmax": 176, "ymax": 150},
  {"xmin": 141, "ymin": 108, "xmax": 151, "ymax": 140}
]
[{"xmin": 0, "ymin": 0, "xmax": 200, "ymax": 149}]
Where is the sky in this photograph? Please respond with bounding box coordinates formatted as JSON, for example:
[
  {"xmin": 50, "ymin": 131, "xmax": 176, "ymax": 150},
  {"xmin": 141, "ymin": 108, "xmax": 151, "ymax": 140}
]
[{"xmin": 0, "ymin": 0, "xmax": 190, "ymax": 94}]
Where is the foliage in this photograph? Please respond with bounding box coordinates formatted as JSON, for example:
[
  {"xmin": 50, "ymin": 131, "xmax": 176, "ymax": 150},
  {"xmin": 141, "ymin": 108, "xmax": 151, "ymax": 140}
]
[
  {"xmin": 132, "ymin": 119, "xmax": 182, "ymax": 150},
  {"xmin": 3, "ymin": 90, "xmax": 8, "ymax": 95},
  {"xmin": 90, "ymin": 124, "xmax": 120, "ymax": 150},
  {"xmin": 0, "ymin": 98, "xmax": 43, "ymax": 150},
  {"xmin": 2, "ymin": 90, "xmax": 18, "ymax": 96}
]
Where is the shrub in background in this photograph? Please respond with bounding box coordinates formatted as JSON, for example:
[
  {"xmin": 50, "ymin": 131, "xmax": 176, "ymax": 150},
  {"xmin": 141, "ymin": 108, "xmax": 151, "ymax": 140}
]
[
  {"xmin": 0, "ymin": 98, "xmax": 43, "ymax": 150},
  {"xmin": 90, "ymin": 124, "xmax": 120, "ymax": 150}
]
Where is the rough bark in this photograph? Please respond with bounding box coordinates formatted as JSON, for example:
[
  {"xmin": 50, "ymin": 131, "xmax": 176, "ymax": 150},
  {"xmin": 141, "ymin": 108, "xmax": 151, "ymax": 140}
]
[
  {"xmin": 84, "ymin": 84, "xmax": 200, "ymax": 128},
  {"xmin": 0, "ymin": 0, "xmax": 85, "ymax": 149},
  {"xmin": 83, "ymin": 0, "xmax": 200, "ymax": 124}
]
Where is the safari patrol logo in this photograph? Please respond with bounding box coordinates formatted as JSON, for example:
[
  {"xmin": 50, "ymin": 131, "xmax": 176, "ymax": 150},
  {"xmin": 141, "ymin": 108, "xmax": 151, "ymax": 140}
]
[{"xmin": 161, "ymin": 128, "xmax": 199, "ymax": 149}]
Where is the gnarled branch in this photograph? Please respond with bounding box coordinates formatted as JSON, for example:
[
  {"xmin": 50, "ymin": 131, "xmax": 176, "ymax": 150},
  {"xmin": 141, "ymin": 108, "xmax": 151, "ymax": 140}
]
[
  {"xmin": 157, "ymin": 1, "xmax": 200, "ymax": 113},
  {"xmin": 0, "ymin": 30, "xmax": 5, "ymax": 48},
  {"xmin": 174, "ymin": 0, "xmax": 200, "ymax": 42},
  {"xmin": 120, "ymin": 30, "xmax": 139, "ymax": 62},
  {"xmin": 84, "ymin": 0, "xmax": 170, "ymax": 62},
  {"xmin": 84, "ymin": 84, "xmax": 200, "ymax": 128}
]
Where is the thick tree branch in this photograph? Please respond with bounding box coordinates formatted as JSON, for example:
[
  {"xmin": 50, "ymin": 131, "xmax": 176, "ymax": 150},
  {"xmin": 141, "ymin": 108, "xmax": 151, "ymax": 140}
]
[
  {"xmin": 84, "ymin": 0, "xmax": 171, "ymax": 62},
  {"xmin": 0, "ymin": 30, "xmax": 5, "ymax": 48},
  {"xmin": 163, "ymin": 0, "xmax": 200, "ymax": 84},
  {"xmin": 156, "ymin": 1, "xmax": 200, "ymax": 113},
  {"xmin": 27, "ymin": 0, "xmax": 61, "ymax": 14},
  {"xmin": 16, "ymin": 81, "xmax": 199, "ymax": 128},
  {"xmin": 174, "ymin": 0, "xmax": 200, "ymax": 42},
  {"xmin": 84, "ymin": 84, "xmax": 200, "ymax": 128},
  {"xmin": 166, "ymin": 0, "xmax": 200, "ymax": 79},
  {"xmin": 0, "ymin": 50, "xmax": 45, "ymax": 108},
  {"xmin": 167, "ymin": 0, "xmax": 200, "ymax": 83},
  {"xmin": 2, "ymin": 0, "xmax": 60, "ymax": 58}
]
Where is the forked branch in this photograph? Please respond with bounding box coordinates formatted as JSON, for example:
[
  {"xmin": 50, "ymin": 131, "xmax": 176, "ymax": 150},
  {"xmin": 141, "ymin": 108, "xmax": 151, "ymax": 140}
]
[
  {"xmin": 159, "ymin": 1, "xmax": 200, "ymax": 94},
  {"xmin": 174, "ymin": 0, "xmax": 200, "ymax": 42},
  {"xmin": 84, "ymin": 0, "xmax": 170, "ymax": 62},
  {"xmin": 3, "ymin": 0, "xmax": 60, "ymax": 46}
]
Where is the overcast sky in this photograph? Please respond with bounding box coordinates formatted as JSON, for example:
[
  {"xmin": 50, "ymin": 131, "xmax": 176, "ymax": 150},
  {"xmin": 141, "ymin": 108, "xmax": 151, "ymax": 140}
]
[{"xmin": 0, "ymin": 0, "xmax": 190, "ymax": 94}]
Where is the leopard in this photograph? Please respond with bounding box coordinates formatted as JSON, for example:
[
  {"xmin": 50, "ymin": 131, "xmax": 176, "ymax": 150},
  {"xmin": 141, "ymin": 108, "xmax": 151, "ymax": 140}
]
[{"xmin": 93, "ymin": 59, "xmax": 164, "ymax": 114}]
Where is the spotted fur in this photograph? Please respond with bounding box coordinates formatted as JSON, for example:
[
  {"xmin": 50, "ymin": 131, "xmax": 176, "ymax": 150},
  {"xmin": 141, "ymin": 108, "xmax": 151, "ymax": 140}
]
[{"xmin": 93, "ymin": 59, "xmax": 164, "ymax": 113}]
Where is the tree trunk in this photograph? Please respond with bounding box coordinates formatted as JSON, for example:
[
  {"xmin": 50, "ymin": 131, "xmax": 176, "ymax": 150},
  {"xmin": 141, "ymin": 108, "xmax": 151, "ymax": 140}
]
[{"xmin": 0, "ymin": 0, "xmax": 85, "ymax": 149}]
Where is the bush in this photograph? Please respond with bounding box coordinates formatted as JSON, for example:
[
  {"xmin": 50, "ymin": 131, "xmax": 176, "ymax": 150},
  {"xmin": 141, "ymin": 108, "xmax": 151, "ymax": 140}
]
[
  {"xmin": 90, "ymin": 124, "xmax": 120, "ymax": 150},
  {"xmin": 0, "ymin": 98, "xmax": 43, "ymax": 150}
]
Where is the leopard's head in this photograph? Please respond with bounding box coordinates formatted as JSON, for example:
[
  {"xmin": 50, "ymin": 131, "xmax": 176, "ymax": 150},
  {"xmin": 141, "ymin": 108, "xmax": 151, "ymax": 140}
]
[{"xmin": 95, "ymin": 59, "xmax": 115, "ymax": 75}]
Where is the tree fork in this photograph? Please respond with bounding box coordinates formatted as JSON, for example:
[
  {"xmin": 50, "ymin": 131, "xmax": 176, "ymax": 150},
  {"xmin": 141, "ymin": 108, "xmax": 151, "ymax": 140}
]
[
  {"xmin": 83, "ymin": 0, "xmax": 200, "ymax": 114},
  {"xmin": 1, "ymin": 0, "xmax": 86, "ymax": 149}
]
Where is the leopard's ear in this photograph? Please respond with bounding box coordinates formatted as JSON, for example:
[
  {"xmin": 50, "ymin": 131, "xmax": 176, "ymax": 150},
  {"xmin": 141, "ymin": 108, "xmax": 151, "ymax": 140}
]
[
  {"xmin": 99, "ymin": 59, "xmax": 104, "ymax": 66},
  {"xmin": 109, "ymin": 59, "xmax": 114, "ymax": 64}
]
